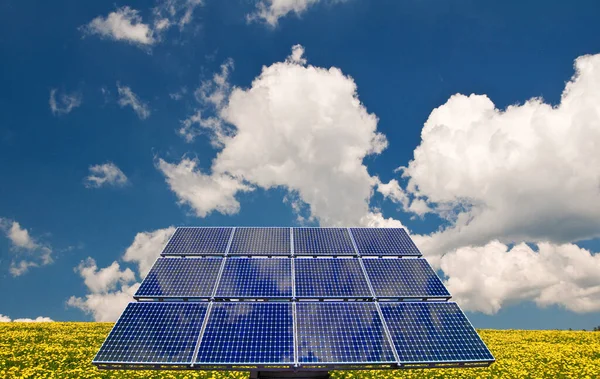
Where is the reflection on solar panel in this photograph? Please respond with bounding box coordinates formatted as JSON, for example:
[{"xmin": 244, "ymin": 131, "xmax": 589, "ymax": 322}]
[
  {"xmin": 380, "ymin": 302, "xmax": 494, "ymax": 364},
  {"xmin": 93, "ymin": 302, "xmax": 207, "ymax": 365},
  {"xmin": 295, "ymin": 258, "xmax": 371, "ymax": 298},
  {"xmin": 229, "ymin": 227, "xmax": 290, "ymax": 255},
  {"xmin": 162, "ymin": 227, "xmax": 232, "ymax": 255},
  {"xmin": 216, "ymin": 258, "xmax": 292, "ymax": 298},
  {"xmin": 294, "ymin": 228, "xmax": 355, "ymax": 255},
  {"xmin": 195, "ymin": 302, "xmax": 294, "ymax": 365},
  {"xmin": 350, "ymin": 228, "xmax": 421, "ymax": 256},
  {"xmin": 95, "ymin": 227, "xmax": 494, "ymax": 372},
  {"xmin": 296, "ymin": 302, "xmax": 396, "ymax": 364},
  {"xmin": 135, "ymin": 257, "xmax": 222, "ymax": 299},
  {"xmin": 363, "ymin": 258, "xmax": 450, "ymax": 299}
]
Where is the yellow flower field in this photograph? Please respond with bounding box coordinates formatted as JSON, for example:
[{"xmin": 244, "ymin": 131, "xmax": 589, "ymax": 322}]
[{"xmin": 1, "ymin": 323, "xmax": 599, "ymax": 378}]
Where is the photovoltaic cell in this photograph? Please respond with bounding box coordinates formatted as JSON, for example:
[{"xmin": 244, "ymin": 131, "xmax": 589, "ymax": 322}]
[
  {"xmin": 93, "ymin": 302, "xmax": 207, "ymax": 365},
  {"xmin": 295, "ymin": 258, "xmax": 371, "ymax": 298},
  {"xmin": 229, "ymin": 227, "xmax": 291, "ymax": 255},
  {"xmin": 294, "ymin": 228, "xmax": 355, "ymax": 255},
  {"xmin": 380, "ymin": 302, "xmax": 494, "ymax": 364},
  {"xmin": 162, "ymin": 227, "xmax": 232, "ymax": 255},
  {"xmin": 350, "ymin": 228, "xmax": 421, "ymax": 256},
  {"xmin": 296, "ymin": 302, "xmax": 396, "ymax": 364},
  {"xmin": 216, "ymin": 258, "xmax": 292, "ymax": 298},
  {"xmin": 135, "ymin": 257, "xmax": 222, "ymax": 298},
  {"xmin": 195, "ymin": 302, "xmax": 294, "ymax": 364},
  {"xmin": 363, "ymin": 258, "xmax": 450, "ymax": 299}
]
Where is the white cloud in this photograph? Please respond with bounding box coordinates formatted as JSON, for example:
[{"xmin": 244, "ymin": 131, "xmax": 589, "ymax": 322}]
[
  {"xmin": 117, "ymin": 83, "xmax": 151, "ymax": 119},
  {"xmin": 67, "ymin": 284, "xmax": 139, "ymax": 322},
  {"xmin": 123, "ymin": 227, "xmax": 176, "ymax": 278},
  {"xmin": 49, "ymin": 89, "xmax": 82, "ymax": 115},
  {"xmin": 440, "ymin": 241, "xmax": 600, "ymax": 314},
  {"xmin": 393, "ymin": 53, "xmax": 600, "ymax": 256},
  {"xmin": 0, "ymin": 218, "xmax": 52, "ymax": 276},
  {"xmin": 82, "ymin": 6, "xmax": 155, "ymax": 46},
  {"xmin": 13, "ymin": 316, "xmax": 54, "ymax": 322},
  {"xmin": 249, "ymin": 0, "xmax": 329, "ymax": 26},
  {"xmin": 157, "ymin": 158, "xmax": 252, "ymax": 218},
  {"xmin": 84, "ymin": 162, "xmax": 129, "ymax": 188},
  {"xmin": 0, "ymin": 314, "xmax": 53, "ymax": 322},
  {"xmin": 68, "ymin": 227, "xmax": 174, "ymax": 321},
  {"xmin": 166, "ymin": 45, "xmax": 388, "ymax": 226},
  {"xmin": 74, "ymin": 258, "xmax": 136, "ymax": 294}
]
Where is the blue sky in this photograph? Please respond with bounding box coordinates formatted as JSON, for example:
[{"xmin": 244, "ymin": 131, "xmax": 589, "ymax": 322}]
[{"xmin": 1, "ymin": 0, "xmax": 600, "ymax": 328}]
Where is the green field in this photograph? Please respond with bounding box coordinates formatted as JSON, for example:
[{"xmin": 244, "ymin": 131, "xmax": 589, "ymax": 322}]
[{"xmin": 1, "ymin": 323, "xmax": 599, "ymax": 378}]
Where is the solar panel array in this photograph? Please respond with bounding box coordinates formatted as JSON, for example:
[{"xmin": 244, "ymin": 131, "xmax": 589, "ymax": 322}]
[{"xmin": 94, "ymin": 227, "xmax": 494, "ymax": 371}]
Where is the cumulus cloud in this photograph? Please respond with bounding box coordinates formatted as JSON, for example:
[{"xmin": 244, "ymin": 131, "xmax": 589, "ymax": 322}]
[
  {"xmin": 117, "ymin": 83, "xmax": 151, "ymax": 119},
  {"xmin": 0, "ymin": 218, "xmax": 52, "ymax": 276},
  {"xmin": 0, "ymin": 314, "xmax": 53, "ymax": 322},
  {"xmin": 123, "ymin": 227, "xmax": 176, "ymax": 278},
  {"xmin": 84, "ymin": 162, "xmax": 129, "ymax": 188},
  {"xmin": 394, "ymin": 53, "xmax": 600, "ymax": 256},
  {"xmin": 441, "ymin": 241, "xmax": 600, "ymax": 314},
  {"xmin": 249, "ymin": 0, "xmax": 339, "ymax": 26},
  {"xmin": 82, "ymin": 7, "xmax": 155, "ymax": 46},
  {"xmin": 49, "ymin": 89, "xmax": 82, "ymax": 115},
  {"xmin": 157, "ymin": 158, "xmax": 251, "ymax": 218},
  {"xmin": 68, "ymin": 227, "xmax": 174, "ymax": 321},
  {"xmin": 165, "ymin": 45, "xmax": 388, "ymax": 226}
]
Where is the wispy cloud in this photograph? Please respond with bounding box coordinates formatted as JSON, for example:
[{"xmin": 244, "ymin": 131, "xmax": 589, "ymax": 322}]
[
  {"xmin": 248, "ymin": 0, "xmax": 343, "ymax": 27},
  {"xmin": 49, "ymin": 89, "xmax": 82, "ymax": 115},
  {"xmin": 117, "ymin": 83, "xmax": 151, "ymax": 119},
  {"xmin": 81, "ymin": 6, "xmax": 155, "ymax": 46},
  {"xmin": 0, "ymin": 218, "xmax": 53, "ymax": 276},
  {"xmin": 84, "ymin": 162, "xmax": 129, "ymax": 188}
]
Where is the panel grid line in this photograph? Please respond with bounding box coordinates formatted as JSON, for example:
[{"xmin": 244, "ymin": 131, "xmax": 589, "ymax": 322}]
[
  {"xmin": 224, "ymin": 227, "xmax": 236, "ymax": 256},
  {"xmin": 290, "ymin": 227, "xmax": 294, "ymax": 256},
  {"xmin": 292, "ymin": 302, "xmax": 299, "ymax": 367},
  {"xmin": 291, "ymin": 258, "xmax": 296, "ymax": 299},
  {"xmin": 211, "ymin": 258, "xmax": 228, "ymax": 299},
  {"xmin": 191, "ymin": 302, "xmax": 213, "ymax": 368},
  {"xmin": 375, "ymin": 302, "xmax": 401, "ymax": 365}
]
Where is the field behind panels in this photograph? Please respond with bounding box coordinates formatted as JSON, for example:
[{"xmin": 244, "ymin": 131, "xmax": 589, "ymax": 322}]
[{"xmin": 1, "ymin": 323, "xmax": 599, "ymax": 379}]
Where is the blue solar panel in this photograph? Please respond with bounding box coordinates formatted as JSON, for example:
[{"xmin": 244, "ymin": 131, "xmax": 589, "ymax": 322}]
[
  {"xmin": 350, "ymin": 228, "xmax": 421, "ymax": 256},
  {"xmin": 380, "ymin": 302, "xmax": 494, "ymax": 364},
  {"xmin": 363, "ymin": 258, "xmax": 450, "ymax": 299},
  {"xmin": 296, "ymin": 302, "xmax": 396, "ymax": 364},
  {"xmin": 135, "ymin": 257, "xmax": 222, "ymax": 298},
  {"xmin": 162, "ymin": 227, "xmax": 232, "ymax": 255},
  {"xmin": 293, "ymin": 228, "xmax": 356, "ymax": 255},
  {"xmin": 93, "ymin": 302, "xmax": 208, "ymax": 365},
  {"xmin": 216, "ymin": 258, "xmax": 292, "ymax": 298},
  {"xmin": 195, "ymin": 302, "xmax": 294, "ymax": 365},
  {"xmin": 229, "ymin": 227, "xmax": 291, "ymax": 255},
  {"xmin": 295, "ymin": 258, "xmax": 371, "ymax": 298}
]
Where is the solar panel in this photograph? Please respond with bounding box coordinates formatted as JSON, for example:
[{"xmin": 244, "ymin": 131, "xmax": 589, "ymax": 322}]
[
  {"xmin": 216, "ymin": 258, "xmax": 292, "ymax": 298},
  {"xmin": 195, "ymin": 302, "xmax": 294, "ymax": 365},
  {"xmin": 295, "ymin": 258, "xmax": 371, "ymax": 298},
  {"xmin": 93, "ymin": 302, "xmax": 208, "ymax": 365},
  {"xmin": 162, "ymin": 227, "xmax": 233, "ymax": 255},
  {"xmin": 380, "ymin": 302, "xmax": 494, "ymax": 364},
  {"xmin": 350, "ymin": 228, "xmax": 421, "ymax": 256},
  {"xmin": 229, "ymin": 227, "xmax": 291, "ymax": 255},
  {"xmin": 363, "ymin": 258, "xmax": 450, "ymax": 299},
  {"xmin": 294, "ymin": 228, "xmax": 356, "ymax": 255},
  {"xmin": 135, "ymin": 257, "xmax": 222, "ymax": 299},
  {"xmin": 296, "ymin": 302, "xmax": 396, "ymax": 364}
]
